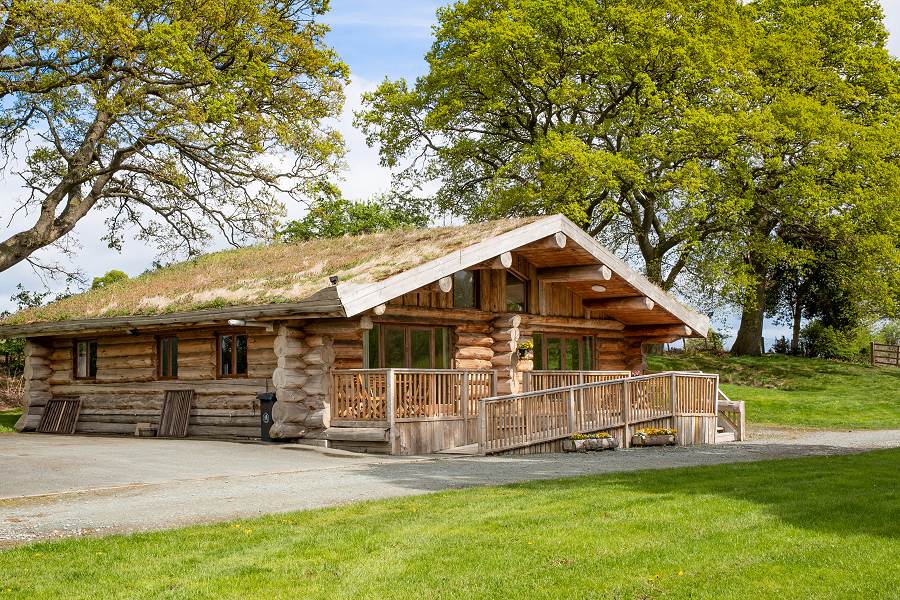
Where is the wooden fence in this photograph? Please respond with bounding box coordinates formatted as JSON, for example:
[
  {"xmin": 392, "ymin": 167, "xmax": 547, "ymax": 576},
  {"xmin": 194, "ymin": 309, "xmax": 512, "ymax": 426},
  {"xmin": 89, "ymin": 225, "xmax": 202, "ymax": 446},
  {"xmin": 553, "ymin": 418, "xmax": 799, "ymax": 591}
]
[
  {"xmin": 478, "ymin": 372, "xmax": 719, "ymax": 454},
  {"xmin": 872, "ymin": 342, "xmax": 900, "ymax": 367},
  {"xmin": 523, "ymin": 370, "xmax": 632, "ymax": 392}
]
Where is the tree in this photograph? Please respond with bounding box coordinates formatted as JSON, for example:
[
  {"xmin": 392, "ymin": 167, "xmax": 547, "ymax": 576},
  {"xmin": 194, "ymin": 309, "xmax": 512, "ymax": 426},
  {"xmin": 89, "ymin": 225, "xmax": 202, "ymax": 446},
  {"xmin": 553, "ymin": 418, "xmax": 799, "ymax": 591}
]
[
  {"xmin": 91, "ymin": 269, "xmax": 129, "ymax": 289},
  {"xmin": 357, "ymin": 0, "xmax": 752, "ymax": 290},
  {"xmin": 727, "ymin": 0, "xmax": 900, "ymax": 355},
  {"xmin": 0, "ymin": 0, "xmax": 347, "ymax": 274},
  {"xmin": 0, "ymin": 284, "xmax": 51, "ymax": 375},
  {"xmin": 280, "ymin": 189, "xmax": 428, "ymax": 242}
]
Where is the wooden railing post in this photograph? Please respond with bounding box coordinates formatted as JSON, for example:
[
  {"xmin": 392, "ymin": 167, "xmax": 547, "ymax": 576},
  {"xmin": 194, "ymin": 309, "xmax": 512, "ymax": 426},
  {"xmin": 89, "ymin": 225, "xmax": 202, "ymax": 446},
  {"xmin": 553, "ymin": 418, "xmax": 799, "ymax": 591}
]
[
  {"xmin": 523, "ymin": 371, "xmax": 530, "ymax": 392},
  {"xmin": 478, "ymin": 399, "xmax": 487, "ymax": 454},
  {"xmin": 461, "ymin": 372, "xmax": 470, "ymax": 443},
  {"xmin": 385, "ymin": 368, "xmax": 397, "ymax": 454},
  {"xmin": 623, "ymin": 380, "xmax": 631, "ymax": 448},
  {"xmin": 670, "ymin": 373, "xmax": 677, "ymax": 417},
  {"xmin": 490, "ymin": 370, "xmax": 498, "ymax": 396},
  {"xmin": 567, "ymin": 387, "xmax": 576, "ymax": 434}
]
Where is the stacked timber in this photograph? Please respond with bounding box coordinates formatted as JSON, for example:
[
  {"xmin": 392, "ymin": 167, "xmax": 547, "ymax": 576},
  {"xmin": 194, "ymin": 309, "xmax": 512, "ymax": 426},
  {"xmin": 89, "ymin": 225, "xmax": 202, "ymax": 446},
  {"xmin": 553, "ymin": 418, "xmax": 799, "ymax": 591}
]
[
  {"xmin": 454, "ymin": 326, "xmax": 494, "ymax": 370},
  {"xmin": 271, "ymin": 325, "xmax": 308, "ymax": 438},
  {"xmin": 594, "ymin": 337, "xmax": 628, "ymax": 371},
  {"xmin": 15, "ymin": 340, "xmax": 52, "ymax": 432},
  {"xmin": 491, "ymin": 314, "xmax": 521, "ymax": 395}
]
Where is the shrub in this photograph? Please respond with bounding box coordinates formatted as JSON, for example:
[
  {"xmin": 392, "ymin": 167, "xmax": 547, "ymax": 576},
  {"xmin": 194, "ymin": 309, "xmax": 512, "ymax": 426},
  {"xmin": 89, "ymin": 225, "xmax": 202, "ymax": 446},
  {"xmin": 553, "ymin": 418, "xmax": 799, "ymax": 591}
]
[
  {"xmin": 571, "ymin": 432, "xmax": 611, "ymax": 440},
  {"xmin": 635, "ymin": 427, "xmax": 677, "ymax": 437},
  {"xmin": 800, "ymin": 321, "xmax": 870, "ymax": 361},
  {"xmin": 771, "ymin": 336, "xmax": 790, "ymax": 354}
]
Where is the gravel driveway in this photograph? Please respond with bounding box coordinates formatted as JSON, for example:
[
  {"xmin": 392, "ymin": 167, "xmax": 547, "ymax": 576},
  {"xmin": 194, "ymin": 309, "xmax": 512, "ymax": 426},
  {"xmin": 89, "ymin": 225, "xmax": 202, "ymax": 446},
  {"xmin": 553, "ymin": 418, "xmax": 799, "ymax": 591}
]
[{"xmin": 2, "ymin": 428, "xmax": 899, "ymax": 546}]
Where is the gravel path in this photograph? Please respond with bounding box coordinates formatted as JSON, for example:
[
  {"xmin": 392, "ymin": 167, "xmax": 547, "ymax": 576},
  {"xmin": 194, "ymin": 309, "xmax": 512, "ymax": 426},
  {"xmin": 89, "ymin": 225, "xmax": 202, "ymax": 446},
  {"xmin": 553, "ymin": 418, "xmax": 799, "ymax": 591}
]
[{"xmin": 1, "ymin": 428, "xmax": 898, "ymax": 546}]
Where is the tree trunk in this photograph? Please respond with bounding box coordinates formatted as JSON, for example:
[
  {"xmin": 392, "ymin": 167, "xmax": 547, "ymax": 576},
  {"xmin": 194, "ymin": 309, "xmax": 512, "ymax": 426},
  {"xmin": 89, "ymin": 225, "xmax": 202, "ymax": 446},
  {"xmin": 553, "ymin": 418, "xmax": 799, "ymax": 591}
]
[
  {"xmin": 791, "ymin": 296, "xmax": 802, "ymax": 355},
  {"xmin": 732, "ymin": 274, "xmax": 768, "ymax": 356}
]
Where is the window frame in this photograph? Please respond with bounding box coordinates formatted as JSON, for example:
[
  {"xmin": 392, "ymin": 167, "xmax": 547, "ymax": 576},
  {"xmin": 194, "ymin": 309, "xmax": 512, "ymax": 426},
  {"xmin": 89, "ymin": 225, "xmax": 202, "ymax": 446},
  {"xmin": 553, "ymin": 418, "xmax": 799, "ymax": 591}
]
[
  {"xmin": 532, "ymin": 333, "xmax": 593, "ymax": 371},
  {"xmin": 364, "ymin": 324, "xmax": 451, "ymax": 369},
  {"xmin": 217, "ymin": 333, "xmax": 249, "ymax": 378},
  {"xmin": 505, "ymin": 270, "xmax": 528, "ymax": 313},
  {"xmin": 157, "ymin": 335, "xmax": 179, "ymax": 380},
  {"xmin": 72, "ymin": 339, "xmax": 98, "ymax": 380},
  {"xmin": 452, "ymin": 269, "xmax": 480, "ymax": 310}
]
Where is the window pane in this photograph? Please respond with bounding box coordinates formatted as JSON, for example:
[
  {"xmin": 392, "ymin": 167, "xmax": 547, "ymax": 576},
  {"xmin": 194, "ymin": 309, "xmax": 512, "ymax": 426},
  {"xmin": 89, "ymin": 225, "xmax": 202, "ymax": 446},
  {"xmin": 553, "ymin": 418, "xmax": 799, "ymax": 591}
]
[
  {"xmin": 160, "ymin": 339, "xmax": 169, "ymax": 377},
  {"xmin": 366, "ymin": 326, "xmax": 380, "ymax": 368},
  {"xmin": 532, "ymin": 334, "xmax": 543, "ymax": 370},
  {"xmin": 565, "ymin": 338, "xmax": 579, "ymax": 370},
  {"xmin": 236, "ymin": 335, "xmax": 248, "ymax": 374},
  {"xmin": 410, "ymin": 329, "xmax": 432, "ymax": 369},
  {"xmin": 582, "ymin": 337, "xmax": 592, "ymax": 370},
  {"xmin": 506, "ymin": 272, "xmax": 526, "ymax": 312},
  {"xmin": 546, "ymin": 338, "xmax": 561, "ymax": 370},
  {"xmin": 221, "ymin": 335, "xmax": 233, "ymax": 375},
  {"xmin": 171, "ymin": 337, "xmax": 178, "ymax": 377},
  {"xmin": 76, "ymin": 341, "xmax": 88, "ymax": 378},
  {"xmin": 88, "ymin": 342, "xmax": 97, "ymax": 377},
  {"xmin": 384, "ymin": 327, "xmax": 405, "ymax": 368},
  {"xmin": 453, "ymin": 270, "xmax": 477, "ymax": 309},
  {"xmin": 437, "ymin": 328, "xmax": 449, "ymax": 368}
]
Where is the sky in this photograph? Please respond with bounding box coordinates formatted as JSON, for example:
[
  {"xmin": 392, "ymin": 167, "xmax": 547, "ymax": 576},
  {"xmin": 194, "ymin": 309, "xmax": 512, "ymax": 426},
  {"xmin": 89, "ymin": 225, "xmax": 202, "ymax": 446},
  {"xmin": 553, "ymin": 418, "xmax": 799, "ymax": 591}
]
[{"xmin": 1, "ymin": 0, "xmax": 899, "ymax": 346}]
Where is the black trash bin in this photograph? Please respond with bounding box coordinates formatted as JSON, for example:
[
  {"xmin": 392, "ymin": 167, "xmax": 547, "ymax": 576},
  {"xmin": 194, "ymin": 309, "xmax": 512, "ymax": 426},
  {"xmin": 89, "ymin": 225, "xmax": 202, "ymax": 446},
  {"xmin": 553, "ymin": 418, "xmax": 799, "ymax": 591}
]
[{"xmin": 257, "ymin": 392, "xmax": 277, "ymax": 442}]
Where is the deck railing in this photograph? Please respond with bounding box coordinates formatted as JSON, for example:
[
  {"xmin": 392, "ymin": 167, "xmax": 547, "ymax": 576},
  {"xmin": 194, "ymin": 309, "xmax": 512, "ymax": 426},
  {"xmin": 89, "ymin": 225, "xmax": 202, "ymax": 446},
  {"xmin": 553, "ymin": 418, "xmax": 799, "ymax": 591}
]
[
  {"xmin": 331, "ymin": 369, "xmax": 498, "ymax": 422},
  {"xmin": 478, "ymin": 371, "xmax": 719, "ymax": 454},
  {"xmin": 523, "ymin": 370, "xmax": 632, "ymax": 392},
  {"xmin": 716, "ymin": 389, "xmax": 746, "ymax": 441}
]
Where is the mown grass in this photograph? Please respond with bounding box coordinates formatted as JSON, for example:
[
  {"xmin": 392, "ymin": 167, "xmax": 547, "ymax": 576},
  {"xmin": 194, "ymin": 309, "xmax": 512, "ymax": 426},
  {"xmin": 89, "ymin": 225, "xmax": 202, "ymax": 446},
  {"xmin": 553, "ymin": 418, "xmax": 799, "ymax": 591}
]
[
  {"xmin": 0, "ymin": 450, "xmax": 897, "ymax": 599},
  {"xmin": 0, "ymin": 410, "xmax": 19, "ymax": 433},
  {"xmin": 649, "ymin": 353, "xmax": 900, "ymax": 429}
]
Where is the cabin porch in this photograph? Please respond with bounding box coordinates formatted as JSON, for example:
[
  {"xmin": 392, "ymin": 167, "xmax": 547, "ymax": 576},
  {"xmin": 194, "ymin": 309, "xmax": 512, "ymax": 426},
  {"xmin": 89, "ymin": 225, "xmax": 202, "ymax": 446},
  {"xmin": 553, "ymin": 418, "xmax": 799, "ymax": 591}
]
[{"xmin": 327, "ymin": 368, "xmax": 745, "ymax": 455}]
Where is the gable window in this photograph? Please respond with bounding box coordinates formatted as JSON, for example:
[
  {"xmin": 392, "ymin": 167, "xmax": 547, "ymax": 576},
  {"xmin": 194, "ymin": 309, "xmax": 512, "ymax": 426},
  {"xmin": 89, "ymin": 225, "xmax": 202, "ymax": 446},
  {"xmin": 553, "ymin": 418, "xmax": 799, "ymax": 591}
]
[
  {"xmin": 73, "ymin": 340, "xmax": 98, "ymax": 379},
  {"xmin": 452, "ymin": 270, "xmax": 479, "ymax": 309},
  {"xmin": 532, "ymin": 334, "xmax": 593, "ymax": 370},
  {"xmin": 158, "ymin": 336, "xmax": 178, "ymax": 379},
  {"xmin": 218, "ymin": 334, "xmax": 248, "ymax": 377},
  {"xmin": 505, "ymin": 271, "xmax": 528, "ymax": 312},
  {"xmin": 365, "ymin": 324, "xmax": 450, "ymax": 369}
]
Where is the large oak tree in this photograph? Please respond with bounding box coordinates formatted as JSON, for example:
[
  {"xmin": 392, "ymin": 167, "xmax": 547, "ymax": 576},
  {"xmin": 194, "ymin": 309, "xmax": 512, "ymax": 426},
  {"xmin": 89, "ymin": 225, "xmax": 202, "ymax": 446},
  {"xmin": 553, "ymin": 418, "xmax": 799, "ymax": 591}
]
[{"xmin": 0, "ymin": 0, "xmax": 347, "ymax": 273}]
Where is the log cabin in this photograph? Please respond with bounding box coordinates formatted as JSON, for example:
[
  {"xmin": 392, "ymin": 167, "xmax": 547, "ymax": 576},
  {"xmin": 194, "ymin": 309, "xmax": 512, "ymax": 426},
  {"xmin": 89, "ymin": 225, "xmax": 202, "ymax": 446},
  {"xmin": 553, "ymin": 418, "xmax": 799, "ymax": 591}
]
[{"xmin": 1, "ymin": 214, "xmax": 743, "ymax": 454}]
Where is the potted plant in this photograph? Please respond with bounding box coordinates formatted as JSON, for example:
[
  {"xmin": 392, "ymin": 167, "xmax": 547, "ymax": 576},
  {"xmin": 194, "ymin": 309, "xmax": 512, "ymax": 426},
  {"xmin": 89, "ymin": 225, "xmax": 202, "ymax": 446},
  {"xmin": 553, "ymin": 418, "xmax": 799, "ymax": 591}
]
[
  {"xmin": 517, "ymin": 339, "xmax": 534, "ymax": 359},
  {"xmin": 563, "ymin": 431, "xmax": 619, "ymax": 452},
  {"xmin": 631, "ymin": 427, "xmax": 677, "ymax": 447}
]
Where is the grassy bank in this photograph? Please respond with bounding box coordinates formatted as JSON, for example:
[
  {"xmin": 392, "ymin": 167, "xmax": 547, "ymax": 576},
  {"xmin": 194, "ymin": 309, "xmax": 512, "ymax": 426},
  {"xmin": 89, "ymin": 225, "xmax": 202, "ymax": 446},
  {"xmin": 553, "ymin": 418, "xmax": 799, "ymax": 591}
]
[
  {"xmin": 649, "ymin": 353, "xmax": 900, "ymax": 429},
  {"xmin": 0, "ymin": 409, "xmax": 20, "ymax": 433},
  {"xmin": 0, "ymin": 449, "xmax": 897, "ymax": 599}
]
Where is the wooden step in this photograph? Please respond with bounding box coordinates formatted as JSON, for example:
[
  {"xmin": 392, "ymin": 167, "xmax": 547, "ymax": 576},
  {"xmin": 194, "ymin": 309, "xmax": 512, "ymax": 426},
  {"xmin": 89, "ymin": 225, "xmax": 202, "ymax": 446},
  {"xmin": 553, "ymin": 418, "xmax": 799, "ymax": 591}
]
[{"xmin": 715, "ymin": 432, "xmax": 736, "ymax": 443}]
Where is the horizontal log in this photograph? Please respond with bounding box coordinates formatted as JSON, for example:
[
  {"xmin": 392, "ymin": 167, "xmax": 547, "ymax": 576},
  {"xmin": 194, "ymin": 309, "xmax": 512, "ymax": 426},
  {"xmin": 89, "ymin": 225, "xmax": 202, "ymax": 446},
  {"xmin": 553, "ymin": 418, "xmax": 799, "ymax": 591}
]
[
  {"xmin": 75, "ymin": 422, "xmax": 136, "ymax": 434},
  {"xmin": 526, "ymin": 232, "xmax": 567, "ymax": 250},
  {"xmin": 426, "ymin": 276, "xmax": 453, "ymax": 293},
  {"xmin": 454, "ymin": 358, "xmax": 494, "ymax": 370},
  {"xmin": 472, "ymin": 252, "xmax": 513, "ymax": 270},
  {"xmin": 455, "ymin": 346, "xmax": 493, "ymax": 361},
  {"xmin": 493, "ymin": 314, "xmax": 521, "ymax": 328},
  {"xmin": 585, "ymin": 297, "xmax": 655, "ymax": 312},
  {"xmin": 624, "ymin": 325, "xmax": 692, "ymax": 338},
  {"xmin": 524, "ymin": 315, "xmax": 624, "ymax": 331},
  {"xmin": 490, "ymin": 329, "xmax": 520, "ymax": 343},
  {"xmin": 187, "ymin": 425, "xmax": 260, "ymax": 438},
  {"xmin": 491, "ymin": 353, "xmax": 514, "ymax": 367},
  {"xmin": 491, "ymin": 340, "xmax": 517, "ymax": 353},
  {"xmin": 303, "ymin": 316, "xmax": 373, "ymax": 335},
  {"xmin": 537, "ymin": 264, "xmax": 612, "ymax": 283},
  {"xmin": 455, "ymin": 333, "xmax": 494, "ymax": 347},
  {"xmin": 324, "ymin": 427, "xmax": 388, "ymax": 442}
]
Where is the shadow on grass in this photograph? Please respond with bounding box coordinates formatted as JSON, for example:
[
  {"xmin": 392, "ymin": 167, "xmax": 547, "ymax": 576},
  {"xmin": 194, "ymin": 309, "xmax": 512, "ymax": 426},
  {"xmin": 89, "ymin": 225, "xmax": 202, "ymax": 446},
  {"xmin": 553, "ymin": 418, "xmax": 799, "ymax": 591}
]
[{"xmin": 353, "ymin": 447, "xmax": 899, "ymax": 541}]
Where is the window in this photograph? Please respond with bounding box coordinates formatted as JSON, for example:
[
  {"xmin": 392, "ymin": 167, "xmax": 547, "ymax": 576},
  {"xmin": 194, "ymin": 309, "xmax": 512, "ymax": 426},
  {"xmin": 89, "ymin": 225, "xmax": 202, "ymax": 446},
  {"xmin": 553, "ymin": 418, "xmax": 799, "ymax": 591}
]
[
  {"xmin": 218, "ymin": 334, "xmax": 248, "ymax": 377},
  {"xmin": 452, "ymin": 270, "xmax": 479, "ymax": 309},
  {"xmin": 158, "ymin": 336, "xmax": 178, "ymax": 379},
  {"xmin": 505, "ymin": 271, "xmax": 527, "ymax": 312},
  {"xmin": 532, "ymin": 334, "xmax": 593, "ymax": 370},
  {"xmin": 365, "ymin": 325, "xmax": 450, "ymax": 369},
  {"xmin": 73, "ymin": 340, "xmax": 98, "ymax": 379}
]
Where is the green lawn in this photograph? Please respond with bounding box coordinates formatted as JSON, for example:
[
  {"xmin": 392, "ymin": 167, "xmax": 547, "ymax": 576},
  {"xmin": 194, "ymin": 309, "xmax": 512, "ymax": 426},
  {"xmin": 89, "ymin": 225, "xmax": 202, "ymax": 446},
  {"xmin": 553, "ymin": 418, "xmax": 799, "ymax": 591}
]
[
  {"xmin": 0, "ymin": 409, "xmax": 20, "ymax": 433},
  {"xmin": 0, "ymin": 450, "xmax": 897, "ymax": 599},
  {"xmin": 649, "ymin": 353, "xmax": 900, "ymax": 429}
]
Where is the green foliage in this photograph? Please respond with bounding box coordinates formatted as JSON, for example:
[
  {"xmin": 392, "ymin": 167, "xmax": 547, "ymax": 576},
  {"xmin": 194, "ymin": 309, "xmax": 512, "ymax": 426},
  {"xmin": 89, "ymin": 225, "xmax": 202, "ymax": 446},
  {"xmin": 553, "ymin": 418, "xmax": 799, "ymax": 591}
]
[
  {"xmin": 1, "ymin": 451, "xmax": 898, "ymax": 598},
  {"xmin": 91, "ymin": 270, "xmax": 129, "ymax": 290},
  {"xmin": 800, "ymin": 321, "xmax": 871, "ymax": 362},
  {"xmin": 0, "ymin": 0, "xmax": 348, "ymax": 273},
  {"xmin": 0, "ymin": 285, "xmax": 52, "ymax": 374},
  {"xmin": 874, "ymin": 320, "xmax": 900, "ymax": 346},
  {"xmin": 281, "ymin": 189, "xmax": 428, "ymax": 242},
  {"xmin": 650, "ymin": 353, "xmax": 900, "ymax": 429}
]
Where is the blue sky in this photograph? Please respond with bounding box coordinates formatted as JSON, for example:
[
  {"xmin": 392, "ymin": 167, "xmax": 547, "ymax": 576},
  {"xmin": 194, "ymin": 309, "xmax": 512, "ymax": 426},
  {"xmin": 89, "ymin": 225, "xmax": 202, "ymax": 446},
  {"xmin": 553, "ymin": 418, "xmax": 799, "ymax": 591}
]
[{"xmin": 1, "ymin": 0, "xmax": 899, "ymax": 346}]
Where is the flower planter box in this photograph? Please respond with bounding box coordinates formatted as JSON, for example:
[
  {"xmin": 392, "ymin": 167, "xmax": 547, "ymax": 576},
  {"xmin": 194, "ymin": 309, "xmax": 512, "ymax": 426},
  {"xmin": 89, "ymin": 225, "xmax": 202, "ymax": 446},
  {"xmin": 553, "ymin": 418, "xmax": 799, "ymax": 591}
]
[
  {"xmin": 631, "ymin": 434, "xmax": 676, "ymax": 447},
  {"xmin": 563, "ymin": 437, "xmax": 619, "ymax": 453}
]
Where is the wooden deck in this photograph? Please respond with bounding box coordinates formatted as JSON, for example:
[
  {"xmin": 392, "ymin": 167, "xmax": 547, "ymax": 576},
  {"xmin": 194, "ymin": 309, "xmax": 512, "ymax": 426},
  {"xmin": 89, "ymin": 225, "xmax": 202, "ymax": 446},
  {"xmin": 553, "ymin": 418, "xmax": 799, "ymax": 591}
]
[{"xmin": 330, "ymin": 369, "xmax": 744, "ymax": 455}]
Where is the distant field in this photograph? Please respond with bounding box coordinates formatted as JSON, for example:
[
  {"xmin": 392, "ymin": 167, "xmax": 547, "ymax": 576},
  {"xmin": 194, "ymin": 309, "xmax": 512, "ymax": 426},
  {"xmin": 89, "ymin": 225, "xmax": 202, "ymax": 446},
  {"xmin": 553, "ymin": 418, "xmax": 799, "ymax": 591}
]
[{"xmin": 649, "ymin": 353, "xmax": 900, "ymax": 429}]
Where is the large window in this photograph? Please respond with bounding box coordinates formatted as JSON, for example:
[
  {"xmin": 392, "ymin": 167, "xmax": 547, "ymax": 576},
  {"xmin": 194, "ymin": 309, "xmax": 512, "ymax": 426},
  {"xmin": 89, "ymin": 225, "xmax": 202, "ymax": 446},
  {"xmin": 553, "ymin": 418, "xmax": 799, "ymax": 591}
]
[
  {"xmin": 452, "ymin": 270, "xmax": 479, "ymax": 309},
  {"xmin": 506, "ymin": 271, "xmax": 527, "ymax": 312},
  {"xmin": 532, "ymin": 334, "xmax": 593, "ymax": 370},
  {"xmin": 365, "ymin": 325, "xmax": 450, "ymax": 369},
  {"xmin": 158, "ymin": 336, "xmax": 178, "ymax": 379},
  {"xmin": 73, "ymin": 340, "xmax": 98, "ymax": 379},
  {"xmin": 218, "ymin": 334, "xmax": 248, "ymax": 377}
]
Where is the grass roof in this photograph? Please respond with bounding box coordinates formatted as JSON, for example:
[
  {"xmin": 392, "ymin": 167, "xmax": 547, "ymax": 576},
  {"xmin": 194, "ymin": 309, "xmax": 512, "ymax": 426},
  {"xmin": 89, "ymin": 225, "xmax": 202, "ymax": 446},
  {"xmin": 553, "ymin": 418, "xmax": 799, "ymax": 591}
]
[{"xmin": 3, "ymin": 218, "xmax": 539, "ymax": 326}]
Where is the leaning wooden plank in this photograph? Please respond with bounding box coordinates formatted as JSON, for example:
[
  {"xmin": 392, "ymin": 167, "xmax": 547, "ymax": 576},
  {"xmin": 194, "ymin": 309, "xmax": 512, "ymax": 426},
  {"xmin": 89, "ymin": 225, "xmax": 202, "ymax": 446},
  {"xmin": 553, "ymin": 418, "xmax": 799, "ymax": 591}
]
[
  {"xmin": 157, "ymin": 390, "xmax": 194, "ymax": 437},
  {"xmin": 36, "ymin": 399, "xmax": 81, "ymax": 434}
]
